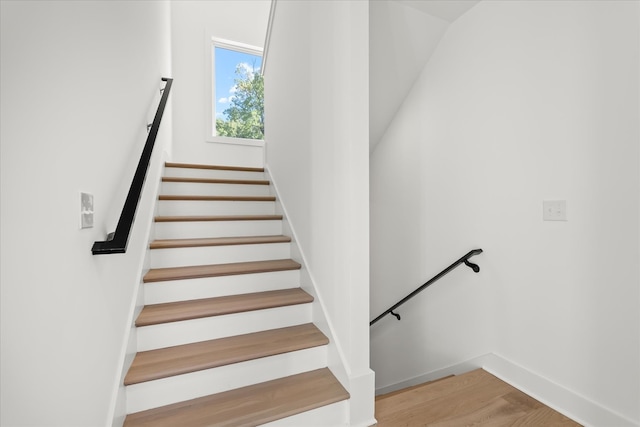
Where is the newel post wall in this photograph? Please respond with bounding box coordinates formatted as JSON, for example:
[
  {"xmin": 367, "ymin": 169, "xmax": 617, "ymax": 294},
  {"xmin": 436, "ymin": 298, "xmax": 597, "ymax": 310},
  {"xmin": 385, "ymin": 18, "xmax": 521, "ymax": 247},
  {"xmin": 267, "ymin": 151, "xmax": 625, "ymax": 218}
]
[{"xmin": 263, "ymin": 1, "xmax": 375, "ymax": 425}]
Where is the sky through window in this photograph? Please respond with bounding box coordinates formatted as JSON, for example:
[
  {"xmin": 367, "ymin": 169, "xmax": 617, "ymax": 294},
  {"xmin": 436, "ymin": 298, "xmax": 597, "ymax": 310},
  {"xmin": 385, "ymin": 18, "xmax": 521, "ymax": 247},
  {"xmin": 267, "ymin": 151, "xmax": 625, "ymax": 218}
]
[{"xmin": 214, "ymin": 47, "xmax": 263, "ymax": 121}]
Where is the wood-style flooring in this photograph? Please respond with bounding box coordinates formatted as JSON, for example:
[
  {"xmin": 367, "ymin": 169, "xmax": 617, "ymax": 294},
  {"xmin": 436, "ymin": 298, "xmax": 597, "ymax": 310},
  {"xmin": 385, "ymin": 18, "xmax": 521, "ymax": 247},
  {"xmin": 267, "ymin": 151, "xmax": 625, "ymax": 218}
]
[{"xmin": 375, "ymin": 369, "xmax": 581, "ymax": 426}]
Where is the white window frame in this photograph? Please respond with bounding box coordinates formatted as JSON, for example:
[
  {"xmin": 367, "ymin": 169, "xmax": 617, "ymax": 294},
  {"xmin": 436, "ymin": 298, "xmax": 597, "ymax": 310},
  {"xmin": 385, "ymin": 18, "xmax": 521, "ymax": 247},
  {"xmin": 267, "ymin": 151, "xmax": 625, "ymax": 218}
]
[{"xmin": 205, "ymin": 37, "xmax": 264, "ymax": 146}]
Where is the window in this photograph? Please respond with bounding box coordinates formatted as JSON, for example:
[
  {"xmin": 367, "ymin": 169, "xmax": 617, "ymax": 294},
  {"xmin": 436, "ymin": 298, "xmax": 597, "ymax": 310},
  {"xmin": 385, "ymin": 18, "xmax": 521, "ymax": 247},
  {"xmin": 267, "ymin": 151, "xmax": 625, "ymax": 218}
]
[{"xmin": 209, "ymin": 38, "xmax": 264, "ymax": 142}]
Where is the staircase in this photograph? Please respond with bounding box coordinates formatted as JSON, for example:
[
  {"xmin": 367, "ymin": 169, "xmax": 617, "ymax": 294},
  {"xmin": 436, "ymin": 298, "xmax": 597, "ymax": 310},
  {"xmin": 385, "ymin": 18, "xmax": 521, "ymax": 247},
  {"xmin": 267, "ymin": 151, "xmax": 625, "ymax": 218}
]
[{"xmin": 123, "ymin": 162, "xmax": 350, "ymax": 426}]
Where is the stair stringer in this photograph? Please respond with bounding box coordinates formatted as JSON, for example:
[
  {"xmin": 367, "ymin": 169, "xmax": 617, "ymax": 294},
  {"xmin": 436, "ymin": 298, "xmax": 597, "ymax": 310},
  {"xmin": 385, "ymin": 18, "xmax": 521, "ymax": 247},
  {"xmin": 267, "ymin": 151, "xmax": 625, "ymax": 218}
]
[
  {"xmin": 107, "ymin": 152, "xmax": 169, "ymax": 427},
  {"xmin": 263, "ymin": 166, "xmax": 354, "ymax": 424}
]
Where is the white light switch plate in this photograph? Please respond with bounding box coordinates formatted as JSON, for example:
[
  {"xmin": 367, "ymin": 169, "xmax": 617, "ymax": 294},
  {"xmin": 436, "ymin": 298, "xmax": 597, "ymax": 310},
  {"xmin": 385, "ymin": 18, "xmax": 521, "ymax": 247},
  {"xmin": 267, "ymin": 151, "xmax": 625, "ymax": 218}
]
[
  {"xmin": 81, "ymin": 192, "xmax": 94, "ymax": 229},
  {"xmin": 543, "ymin": 200, "xmax": 567, "ymax": 221}
]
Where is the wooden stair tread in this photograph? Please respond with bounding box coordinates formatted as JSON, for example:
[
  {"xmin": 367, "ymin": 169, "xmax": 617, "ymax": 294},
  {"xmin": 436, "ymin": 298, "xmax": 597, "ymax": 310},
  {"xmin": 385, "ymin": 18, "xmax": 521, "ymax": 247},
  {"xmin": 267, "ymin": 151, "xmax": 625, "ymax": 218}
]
[
  {"xmin": 143, "ymin": 259, "xmax": 301, "ymax": 283},
  {"xmin": 136, "ymin": 288, "xmax": 313, "ymax": 327},
  {"xmin": 123, "ymin": 368, "xmax": 349, "ymax": 427},
  {"xmin": 165, "ymin": 162, "xmax": 264, "ymax": 172},
  {"xmin": 124, "ymin": 324, "xmax": 328, "ymax": 385},
  {"xmin": 155, "ymin": 214, "xmax": 283, "ymax": 222},
  {"xmin": 162, "ymin": 177, "xmax": 269, "ymax": 185},
  {"xmin": 150, "ymin": 235, "xmax": 291, "ymax": 249},
  {"xmin": 159, "ymin": 195, "xmax": 275, "ymax": 202}
]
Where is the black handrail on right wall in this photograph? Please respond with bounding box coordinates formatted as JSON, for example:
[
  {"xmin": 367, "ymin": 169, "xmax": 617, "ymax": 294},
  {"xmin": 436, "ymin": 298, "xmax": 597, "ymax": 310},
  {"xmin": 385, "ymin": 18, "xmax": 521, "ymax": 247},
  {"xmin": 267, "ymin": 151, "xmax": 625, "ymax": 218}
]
[{"xmin": 370, "ymin": 248, "xmax": 483, "ymax": 326}]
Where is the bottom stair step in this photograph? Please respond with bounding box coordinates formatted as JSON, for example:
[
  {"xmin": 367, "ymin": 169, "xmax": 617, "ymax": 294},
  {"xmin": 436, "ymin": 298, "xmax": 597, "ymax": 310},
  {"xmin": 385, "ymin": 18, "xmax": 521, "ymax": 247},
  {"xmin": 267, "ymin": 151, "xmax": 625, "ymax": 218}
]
[{"xmin": 124, "ymin": 368, "xmax": 350, "ymax": 427}]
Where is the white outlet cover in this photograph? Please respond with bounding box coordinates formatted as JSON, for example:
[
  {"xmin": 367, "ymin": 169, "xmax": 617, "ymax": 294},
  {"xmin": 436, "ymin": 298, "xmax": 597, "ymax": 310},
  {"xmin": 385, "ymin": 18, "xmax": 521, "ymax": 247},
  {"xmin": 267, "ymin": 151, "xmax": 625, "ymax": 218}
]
[
  {"xmin": 81, "ymin": 192, "xmax": 94, "ymax": 229},
  {"xmin": 543, "ymin": 200, "xmax": 567, "ymax": 221}
]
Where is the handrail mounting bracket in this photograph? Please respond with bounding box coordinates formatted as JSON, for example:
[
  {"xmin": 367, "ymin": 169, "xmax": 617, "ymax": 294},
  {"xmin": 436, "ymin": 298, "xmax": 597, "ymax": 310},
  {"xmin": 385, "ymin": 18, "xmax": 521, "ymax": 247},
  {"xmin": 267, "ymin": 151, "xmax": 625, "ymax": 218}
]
[{"xmin": 464, "ymin": 259, "xmax": 480, "ymax": 273}]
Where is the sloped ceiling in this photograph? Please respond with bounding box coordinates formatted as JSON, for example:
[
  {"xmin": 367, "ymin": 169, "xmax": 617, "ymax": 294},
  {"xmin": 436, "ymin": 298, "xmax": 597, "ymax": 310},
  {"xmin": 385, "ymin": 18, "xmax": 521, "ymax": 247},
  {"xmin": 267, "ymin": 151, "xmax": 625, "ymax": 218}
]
[
  {"xmin": 369, "ymin": 0, "xmax": 480, "ymax": 152},
  {"xmin": 398, "ymin": 0, "xmax": 481, "ymax": 23}
]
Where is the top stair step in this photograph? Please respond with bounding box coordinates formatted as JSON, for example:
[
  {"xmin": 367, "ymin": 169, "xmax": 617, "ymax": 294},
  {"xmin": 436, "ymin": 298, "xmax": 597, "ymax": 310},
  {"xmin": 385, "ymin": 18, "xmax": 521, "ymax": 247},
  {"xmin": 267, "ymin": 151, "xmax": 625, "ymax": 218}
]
[
  {"xmin": 162, "ymin": 177, "xmax": 270, "ymax": 185},
  {"xmin": 158, "ymin": 195, "xmax": 275, "ymax": 202},
  {"xmin": 154, "ymin": 214, "xmax": 283, "ymax": 222},
  {"xmin": 123, "ymin": 367, "xmax": 349, "ymax": 427},
  {"xmin": 150, "ymin": 235, "xmax": 291, "ymax": 250},
  {"xmin": 165, "ymin": 162, "xmax": 264, "ymax": 173}
]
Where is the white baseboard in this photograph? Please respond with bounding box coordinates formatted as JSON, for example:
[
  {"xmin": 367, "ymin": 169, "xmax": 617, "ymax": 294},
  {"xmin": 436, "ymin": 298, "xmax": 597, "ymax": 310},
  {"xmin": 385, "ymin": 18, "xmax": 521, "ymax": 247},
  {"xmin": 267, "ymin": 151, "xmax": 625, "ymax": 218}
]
[
  {"xmin": 482, "ymin": 353, "xmax": 639, "ymax": 427},
  {"xmin": 107, "ymin": 150, "xmax": 168, "ymax": 427},
  {"xmin": 375, "ymin": 353, "xmax": 491, "ymax": 396},
  {"xmin": 349, "ymin": 369, "xmax": 377, "ymax": 427}
]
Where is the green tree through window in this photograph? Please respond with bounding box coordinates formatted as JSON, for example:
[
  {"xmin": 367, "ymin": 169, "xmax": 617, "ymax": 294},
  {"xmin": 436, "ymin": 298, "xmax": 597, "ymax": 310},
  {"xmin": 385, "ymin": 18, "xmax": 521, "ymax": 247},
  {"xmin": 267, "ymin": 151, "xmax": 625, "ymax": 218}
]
[{"xmin": 216, "ymin": 62, "xmax": 264, "ymax": 140}]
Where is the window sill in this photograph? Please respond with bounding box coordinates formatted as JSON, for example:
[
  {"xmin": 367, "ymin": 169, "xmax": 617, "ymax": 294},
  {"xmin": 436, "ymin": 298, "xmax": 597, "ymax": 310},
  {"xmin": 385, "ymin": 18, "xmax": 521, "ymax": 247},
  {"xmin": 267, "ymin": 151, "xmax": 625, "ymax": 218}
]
[{"xmin": 206, "ymin": 136, "xmax": 265, "ymax": 147}]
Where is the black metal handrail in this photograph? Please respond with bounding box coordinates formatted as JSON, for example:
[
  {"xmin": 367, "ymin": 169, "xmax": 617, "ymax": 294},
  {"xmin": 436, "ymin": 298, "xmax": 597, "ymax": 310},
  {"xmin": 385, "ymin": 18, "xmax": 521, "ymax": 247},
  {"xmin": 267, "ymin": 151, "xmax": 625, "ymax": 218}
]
[
  {"xmin": 92, "ymin": 77, "xmax": 173, "ymax": 255},
  {"xmin": 370, "ymin": 248, "xmax": 483, "ymax": 326}
]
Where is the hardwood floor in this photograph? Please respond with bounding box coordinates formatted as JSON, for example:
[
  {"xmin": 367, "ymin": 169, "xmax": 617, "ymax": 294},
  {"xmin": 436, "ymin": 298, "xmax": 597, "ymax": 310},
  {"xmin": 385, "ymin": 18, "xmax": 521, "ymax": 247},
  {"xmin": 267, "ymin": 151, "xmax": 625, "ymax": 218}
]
[{"xmin": 375, "ymin": 369, "xmax": 581, "ymax": 426}]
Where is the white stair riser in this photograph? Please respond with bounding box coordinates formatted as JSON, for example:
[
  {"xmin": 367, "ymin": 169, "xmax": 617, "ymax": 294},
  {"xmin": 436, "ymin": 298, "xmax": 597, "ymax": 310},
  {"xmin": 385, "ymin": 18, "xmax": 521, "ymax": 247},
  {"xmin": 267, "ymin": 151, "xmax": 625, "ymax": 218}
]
[
  {"xmin": 154, "ymin": 220, "xmax": 283, "ymax": 239},
  {"xmin": 164, "ymin": 168, "xmax": 265, "ymax": 181},
  {"xmin": 126, "ymin": 346, "xmax": 327, "ymax": 413},
  {"xmin": 149, "ymin": 242, "xmax": 291, "ymax": 269},
  {"xmin": 262, "ymin": 400, "xmax": 349, "ymax": 426},
  {"xmin": 144, "ymin": 270, "xmax": 300, "ymax": 304},
  {"xmin": 137, "ymin": 304, "xmax": 311, "ymax": 351},
  {"xmin": 157, "ymin": 200, "xmax": 275, "ymax": 216},
  {"xmin": 161, "ymin": 181, "xmax": 270, "ymax": 197}
]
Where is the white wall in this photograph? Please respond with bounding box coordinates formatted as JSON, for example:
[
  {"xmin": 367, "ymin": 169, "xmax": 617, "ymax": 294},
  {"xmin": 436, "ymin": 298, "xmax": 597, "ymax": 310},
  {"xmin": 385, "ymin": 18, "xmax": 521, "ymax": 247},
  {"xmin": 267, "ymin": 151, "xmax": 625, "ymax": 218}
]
[
  {"xmin": 370, "ymin": 0, "xmax": 639, "ymax": 424},
  {"xmin": 0, "ymin": 1, "xmax": 172, "ymax": 425},
  {"xmin": 170, "ymin": 0, "xmax": 269, "ymax": 167},
  {"xmin": 264, "ymin": 1, "xmax": 375, "ymax": 425},
  {"xmin": 369, "ymin": 0, "xmax": 449, "ymax": 150}
]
